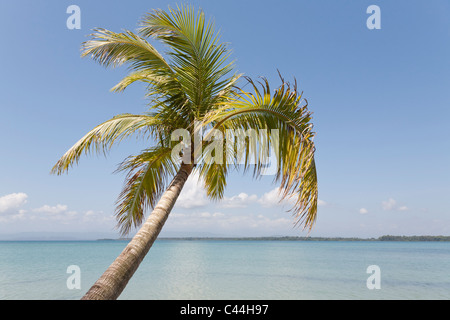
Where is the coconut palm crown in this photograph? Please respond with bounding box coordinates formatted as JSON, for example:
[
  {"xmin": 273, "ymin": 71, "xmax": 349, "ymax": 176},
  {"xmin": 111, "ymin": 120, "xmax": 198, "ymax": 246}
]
[{"xmin": 52, "ymin": 5, "xmax": 318, "ymax": 300}]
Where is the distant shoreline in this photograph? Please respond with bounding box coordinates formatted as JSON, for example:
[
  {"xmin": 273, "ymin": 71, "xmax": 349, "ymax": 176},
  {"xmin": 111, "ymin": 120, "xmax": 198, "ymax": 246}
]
[
  {"xmin": 98, "ymin": 235, "xmax": 450, "ymax": 242},
  {"xmin": 2, "ymin": 235, "xmax": 449, "ymax": 242}
]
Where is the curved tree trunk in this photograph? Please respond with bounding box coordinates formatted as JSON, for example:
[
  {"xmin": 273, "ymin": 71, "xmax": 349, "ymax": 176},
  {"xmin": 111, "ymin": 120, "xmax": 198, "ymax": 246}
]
[{"xmin": 81, "ymin": 163, "xmax": 193, "ymax": 300}]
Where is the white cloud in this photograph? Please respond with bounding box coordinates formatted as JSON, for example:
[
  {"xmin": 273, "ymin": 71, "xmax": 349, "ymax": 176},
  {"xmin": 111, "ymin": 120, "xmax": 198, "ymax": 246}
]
[
  {"xmin": 176, "ymin": 172, "xmax": 209, "ymax": 209},
  {"xmin": 0, "ymin": 193, "xmax": 28, "ymax": 213},
  {"xmin": 82, "ymin": 210, "xmax": 113, "ymax": 223},
  {"xmin": 258, "ymin": 187, "xmax": 296, "ymax": 208},
  {"xmin": 258, "ymin": 187, "xmax": 283, "ymax": 207},
  {"xmin": 33, "ymin": 204, "xmax": 68, "ymax": 214},
  {"xmin": 32, "ymin": 204, "xmax": 80, "ymax": 224},
  {"xmin": 176, "ymin": 176, "xmax": 323, "ymax": 212},
  {"xmin": 382, "ymin": 198, "xmax": 397, "ymax": 210},
  {"xmin": 258, "ymin": 188, "xmax": 326, "ymax": 210},
  {"xmin": 168, "ymin": 210, "xmax": 292, "ymax": 233},
  {"xmin": 382, "ymin": 198, "xmax": 409, "ymax": 211},
  {"xmin": 84, "ymin": 210, "xmax": 96, "ymax": 217},
  {"xmin": 176, "ymin": 173, "xmax": 259, "ymax": 210},
  {"xmin": 0, "ymin": 193, "xmax": 114, "ymax": 227},
  {"xmin": 359, "ymin": 208, "xmax": 368, "ymax": 214},
  {"xmin": 220, "ymin": 192, "xmax": 258, "ymax": 208}
]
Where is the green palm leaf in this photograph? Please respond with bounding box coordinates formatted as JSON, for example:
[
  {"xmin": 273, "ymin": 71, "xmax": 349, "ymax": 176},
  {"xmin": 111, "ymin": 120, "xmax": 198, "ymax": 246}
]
[
  {"xmin": 139, "ymin": 5, "xmax": 237, "ymax": 117},
  {"xmin": 199, "ymin": 76, "xmax": 318, "ymax": 230},
  {"xmin": 51, "ymin": 114, "xmax": 160, "ymax": 175},
  {"xmin": 115, "ymin": 147, "xmax": 177, "ymax": 235},
  {"xmin": 82, "ymin": 28, "xmax": 173, "ymax": 73}
]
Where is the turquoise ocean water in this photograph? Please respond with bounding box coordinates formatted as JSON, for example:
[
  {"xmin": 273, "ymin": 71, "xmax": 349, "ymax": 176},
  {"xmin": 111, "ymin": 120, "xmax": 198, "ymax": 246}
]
[{"xmin": 0, "ymin": 240, "xmax": 449, "ymax": 300}]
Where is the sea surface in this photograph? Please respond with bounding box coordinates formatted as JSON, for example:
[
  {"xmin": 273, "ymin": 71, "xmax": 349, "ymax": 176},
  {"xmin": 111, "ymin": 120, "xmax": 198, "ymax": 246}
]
[{"xmin": 0, "ymin": 240, "xmax": 449, "ymax": 300}]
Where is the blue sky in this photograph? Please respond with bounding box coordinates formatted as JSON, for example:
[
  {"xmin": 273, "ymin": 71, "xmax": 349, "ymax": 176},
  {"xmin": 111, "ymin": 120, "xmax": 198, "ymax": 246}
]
[{"xmin": 0, "ymin": 0, "xmax": 449, "ymax": 239}]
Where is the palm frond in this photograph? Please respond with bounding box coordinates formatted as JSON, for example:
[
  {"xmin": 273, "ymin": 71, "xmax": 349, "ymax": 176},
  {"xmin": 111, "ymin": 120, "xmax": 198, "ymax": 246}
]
[
  {"xmin": 115, "ymin": 146, "xmax": 177, "ymax": 235},
  {"xmin": 196, "ymin": 127, "xmax": 233, "ymax": 200},
  {"xmin": 81, "ymin": 28, "xmax": 173, "ymax": 74},
  {"xmin": 199, "ymin": 75, "xmax": 318, "ymax": 230},
  {"xmin": 51, "ymin": 114, "xmax": 160, "ymax": 175},
  {"xmin": 139, "ymin": 5, "xmax": 236, "ymax": 116},
  {"xmin": 110, "ymin": 69, "xmax": 162, "ymax": 93}
]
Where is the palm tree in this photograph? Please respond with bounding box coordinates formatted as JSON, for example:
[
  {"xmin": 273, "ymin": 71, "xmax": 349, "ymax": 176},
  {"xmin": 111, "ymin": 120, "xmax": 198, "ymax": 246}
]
[{"xmin": 52, "ymin": 5, "xmax": 318, "ymax": 300}]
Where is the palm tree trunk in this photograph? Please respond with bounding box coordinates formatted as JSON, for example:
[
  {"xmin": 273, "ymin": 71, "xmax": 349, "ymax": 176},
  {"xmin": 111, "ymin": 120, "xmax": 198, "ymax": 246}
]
[{"xmin": 81, "ymin": 163, "xmax": 193, "ymax": 300}]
